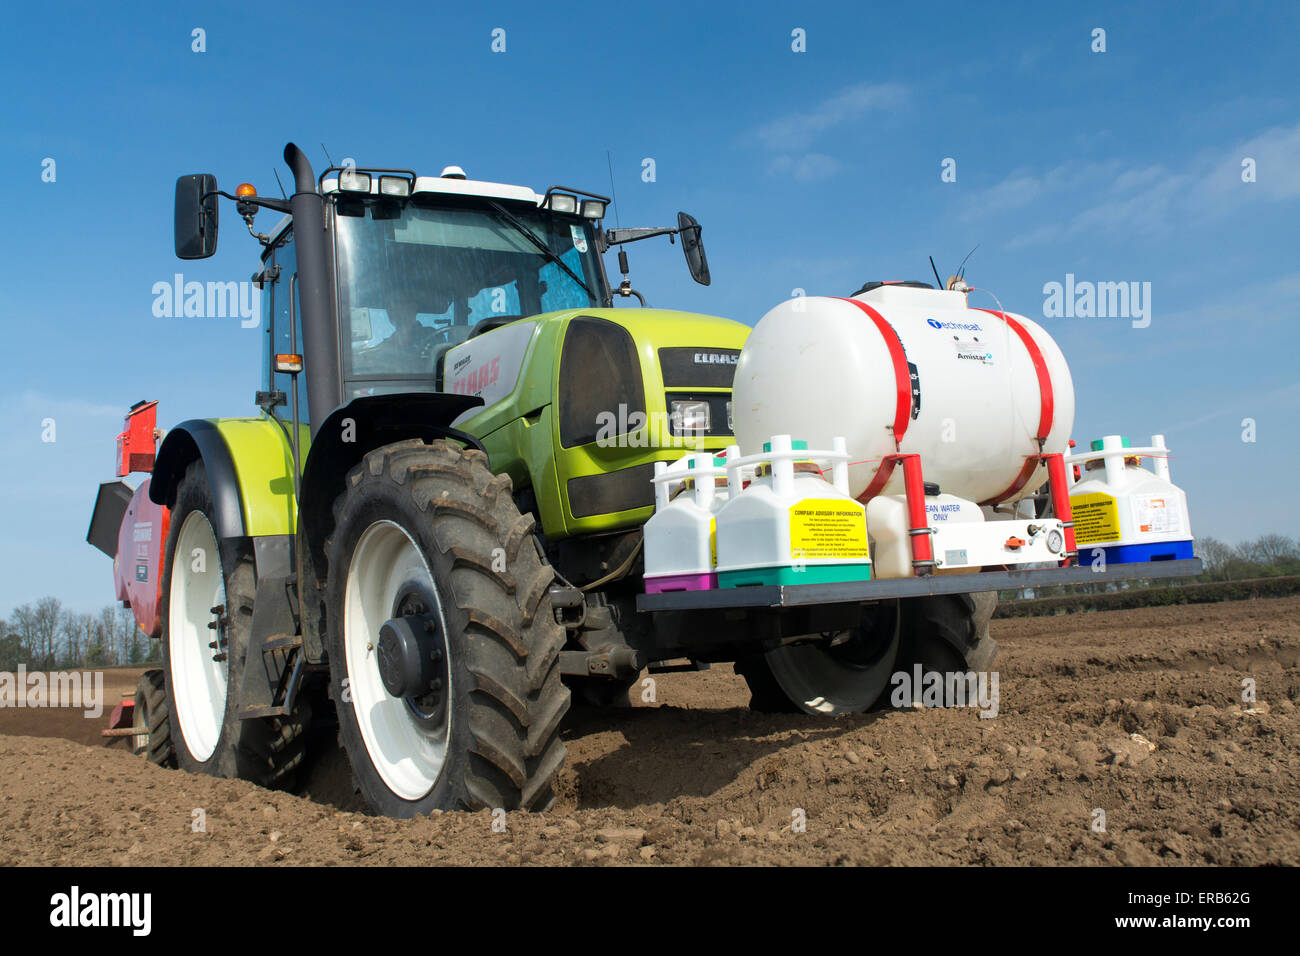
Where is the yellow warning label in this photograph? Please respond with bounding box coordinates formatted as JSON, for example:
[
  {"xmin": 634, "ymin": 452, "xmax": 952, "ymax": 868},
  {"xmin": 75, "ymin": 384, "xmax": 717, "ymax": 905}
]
[
  {"xmin": 789, "ymin": 499, "xmax": 870, "ymax": 560},
  {"xmin": 1070, "ymin": 492, "xmax": 1121, "ymax": 545},
  {"xmin": 709, "ymin": 517, "xmax": 717, "ymax": 567}
]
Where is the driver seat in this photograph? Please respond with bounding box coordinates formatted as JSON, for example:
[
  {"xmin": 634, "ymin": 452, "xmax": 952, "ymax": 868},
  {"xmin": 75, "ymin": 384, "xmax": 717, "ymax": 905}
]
[{"xmin": 432, "ymin": 323, "xmax": 474, "ymax": 390}]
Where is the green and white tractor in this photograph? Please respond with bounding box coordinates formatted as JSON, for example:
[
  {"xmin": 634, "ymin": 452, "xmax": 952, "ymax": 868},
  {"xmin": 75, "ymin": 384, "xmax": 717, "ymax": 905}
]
[{"xmin": 118, "ymin": 143, "xmax": 996, "ymax": 817}]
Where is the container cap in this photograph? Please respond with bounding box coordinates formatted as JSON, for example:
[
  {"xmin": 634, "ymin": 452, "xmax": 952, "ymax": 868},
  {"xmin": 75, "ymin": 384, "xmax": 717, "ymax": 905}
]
[
  {"xmin": 762, "ymin": 439, "xmax": 808, "ymax": 452},
  {"xmin": 687, "ymin": 456, "xmax": 728, "ymax": 469},
  {"xmin": 1090, "ymin": 436, "xmax": 1131, "ymax": 451}
]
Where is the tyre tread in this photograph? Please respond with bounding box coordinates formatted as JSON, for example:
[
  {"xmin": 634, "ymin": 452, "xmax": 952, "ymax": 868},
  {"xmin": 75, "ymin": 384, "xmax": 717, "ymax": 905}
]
[{"xmin": 326, "ymin": 439, "xmax": 568, "ymax": 815}]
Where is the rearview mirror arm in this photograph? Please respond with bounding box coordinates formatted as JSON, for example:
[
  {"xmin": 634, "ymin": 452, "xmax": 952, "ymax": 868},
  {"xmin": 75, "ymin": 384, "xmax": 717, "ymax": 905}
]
[
  {"xmin": 200, "ymin": 190, "xmax": 293, "ymax": 246},
  {"xmin": 601, "ymin": 226, "xmax": 680, "ymax": 250},
  {"xmin": 201, "ymin": 190, "xmax": 292, "ymax": 215}
]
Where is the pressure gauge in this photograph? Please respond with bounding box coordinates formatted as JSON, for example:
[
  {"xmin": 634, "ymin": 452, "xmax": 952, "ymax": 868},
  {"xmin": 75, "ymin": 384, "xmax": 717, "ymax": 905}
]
[{"xmin": 1047, "ymin": 528, "xmax": 1065, "ymax": 553}]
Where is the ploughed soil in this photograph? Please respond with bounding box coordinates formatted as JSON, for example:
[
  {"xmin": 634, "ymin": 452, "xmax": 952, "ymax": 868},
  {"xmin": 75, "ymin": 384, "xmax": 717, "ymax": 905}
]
[{"xmin": 1, "ymin": 598, "xmax": 1297, "ymax": 866}]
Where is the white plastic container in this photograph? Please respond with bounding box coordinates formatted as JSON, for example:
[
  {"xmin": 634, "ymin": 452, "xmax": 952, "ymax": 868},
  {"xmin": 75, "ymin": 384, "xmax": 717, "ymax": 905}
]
[
  {"xmin": 713, "ymin": 435, "xmax": 872, "ymax": 587},
  {"xmin": 1066, "ymin": 434, "xmax": 1193, "ymax": 563},
  {"xmin": 867, "ymin": 493, "xmax": 983, "ymax": 578},
  {"xmin": 642, "ymin": 452, "xmax": 729, "ymax": 592},
  {"xmin": 732, "ymin": 285, "xmax": 1075, "ymax": 505}
]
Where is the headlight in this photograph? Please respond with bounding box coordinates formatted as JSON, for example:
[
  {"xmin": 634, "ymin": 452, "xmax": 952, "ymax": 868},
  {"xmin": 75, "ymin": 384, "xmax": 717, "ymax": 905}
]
[
  {"xmin": 1047, "ymin": 528, "xmax": 1064, "ymax": 553},
  {"xmin": 726, "ymin": 400, "xmax": 734, "ymax": 433},
  {"xmin": 670, "ymin": 400, "xmax": 710, "ymax": 435},
  {"xmin": 547, "ymin": 194, "xmax": 578, "ymax": 214},
  {"xmin": 379, "ymin": 175, "xmax": 411, "ymax": 197},
  {"xmin": 339, "ymin": 168, "xmax": 371, "ymax": 193}
]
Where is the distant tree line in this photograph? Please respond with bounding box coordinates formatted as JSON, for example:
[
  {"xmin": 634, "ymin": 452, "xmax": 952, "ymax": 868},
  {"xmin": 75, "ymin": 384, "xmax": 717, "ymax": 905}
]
[
  {"xmin": 0, "ymin": 598, "xmax": 156, "ymax": 671},
  {"xmin": 1193, "ymin": 534, "xmax": 1300, "ymax": 581},
  {"xmin": 999, "ymin": 534, "xmax": 1299, "ymax": 603},
  {"xmin": 5, "ymin": 534, "xmax": 1297, "ymax": 662}
]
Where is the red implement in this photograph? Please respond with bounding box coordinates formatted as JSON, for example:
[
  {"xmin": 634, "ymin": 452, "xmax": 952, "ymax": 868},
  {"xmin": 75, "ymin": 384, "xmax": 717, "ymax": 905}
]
[
  {"xmin": 116, "ymin": 400, "xmax": 159, "ymax": 476},
  {"xmin": 113, "ymin": 479, "xmax": 171, "ymax": 638}
]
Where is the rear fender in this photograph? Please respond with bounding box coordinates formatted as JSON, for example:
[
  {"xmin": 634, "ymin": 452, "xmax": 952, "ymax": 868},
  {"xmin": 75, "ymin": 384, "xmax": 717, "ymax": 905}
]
[
  {"xmin": 149, "ymin": 420, "xmax": 246, "ymax": 539},
  {"xmin": 150, "ymin": 417, "xmax": 303, "ymax": 539}
]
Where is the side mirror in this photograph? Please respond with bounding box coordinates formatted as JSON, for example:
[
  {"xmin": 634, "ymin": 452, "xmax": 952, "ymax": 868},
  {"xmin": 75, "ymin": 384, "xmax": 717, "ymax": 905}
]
[
  {"xmin": 175, "ymin": 174, "xmax": 219, "ymax": 260},
  {"xmin": 677, "ymin": 212, "xmax": 710, "ymax": 286}
]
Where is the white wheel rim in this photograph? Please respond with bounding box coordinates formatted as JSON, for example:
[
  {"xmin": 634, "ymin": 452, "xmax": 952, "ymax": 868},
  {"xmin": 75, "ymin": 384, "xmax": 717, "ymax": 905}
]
[
  {"xmin": 167, "ymin": 511, "xmax": 228, "ymax": 762},
  {"xmin": 344, "ymin": 520, "xmax": 451, "ymax": 801}
]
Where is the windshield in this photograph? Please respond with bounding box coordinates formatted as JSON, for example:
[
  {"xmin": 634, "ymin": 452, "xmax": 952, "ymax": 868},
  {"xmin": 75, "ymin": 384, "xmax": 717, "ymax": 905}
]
[{"xmin": 334, "ymin": 197, "xmax": 604, "ymax": 393}]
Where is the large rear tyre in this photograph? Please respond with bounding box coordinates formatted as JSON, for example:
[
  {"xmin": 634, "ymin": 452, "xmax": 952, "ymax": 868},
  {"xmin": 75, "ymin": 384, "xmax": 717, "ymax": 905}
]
[
  {"xmin": 323, "ymin": 439, "xmax": 569, "ymax": 817},
  {"xmin": 158, "ymin": 460, "xmax": 311, "ymax": 788},
  {"xmin": 736, "ymin": 600, "xmax": 901, "ymax": 715}
]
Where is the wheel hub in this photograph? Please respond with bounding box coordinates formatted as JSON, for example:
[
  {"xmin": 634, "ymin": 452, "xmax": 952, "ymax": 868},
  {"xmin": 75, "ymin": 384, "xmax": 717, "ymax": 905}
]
[
  {"xmin": 377, "ymin": 612, "xmax": 445, "ymax": 705},
  {"xmin": 824, "ymin": 629, "xmax": 887, "ymax": 670}
]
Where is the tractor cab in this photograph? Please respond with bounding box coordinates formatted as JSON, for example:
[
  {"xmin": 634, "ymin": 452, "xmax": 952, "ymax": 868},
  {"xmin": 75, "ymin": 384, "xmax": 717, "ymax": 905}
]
[
  {"xmin": 183, "ymin": 150, "xmax": 711, "ymax": 437},
  {"xmin": 248, "ymin": 168, "xmax": 613, "ymax": 421},
  {"xmin": 328, "ymin": 174, "xmax": 610, "ymax": 399}
]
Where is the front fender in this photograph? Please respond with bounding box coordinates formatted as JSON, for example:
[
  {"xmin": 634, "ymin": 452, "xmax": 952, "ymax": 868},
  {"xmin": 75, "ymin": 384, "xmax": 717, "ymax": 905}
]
[{"xmin": 298, "ymin": 393, "xmax": 483, "ymax": 573}]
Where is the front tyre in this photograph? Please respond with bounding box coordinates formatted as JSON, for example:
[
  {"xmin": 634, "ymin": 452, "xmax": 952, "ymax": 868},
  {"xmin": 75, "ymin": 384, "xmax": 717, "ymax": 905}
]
[{"xmin": 323, "ymin": 440, "xmax": 569, "ymax": 817}]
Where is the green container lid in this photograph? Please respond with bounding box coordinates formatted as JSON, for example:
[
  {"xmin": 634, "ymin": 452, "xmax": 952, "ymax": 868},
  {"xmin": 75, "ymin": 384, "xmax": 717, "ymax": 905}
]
[{"xmin": 1089, "ymin": 436, "xmax": 1131, "ymax": 451}]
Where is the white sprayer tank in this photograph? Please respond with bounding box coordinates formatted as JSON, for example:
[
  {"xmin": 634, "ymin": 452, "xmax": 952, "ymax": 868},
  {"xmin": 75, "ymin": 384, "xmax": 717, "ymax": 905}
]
[{"xmin": 732, "ymin": 285, "xmax": 1075, "ymax": 505}]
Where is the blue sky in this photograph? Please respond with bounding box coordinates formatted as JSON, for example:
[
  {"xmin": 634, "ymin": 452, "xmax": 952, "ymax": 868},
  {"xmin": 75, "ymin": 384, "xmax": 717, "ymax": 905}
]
[{"xmin": 2, "ymin": 0, "xmax": 1297, "ymax": 614}]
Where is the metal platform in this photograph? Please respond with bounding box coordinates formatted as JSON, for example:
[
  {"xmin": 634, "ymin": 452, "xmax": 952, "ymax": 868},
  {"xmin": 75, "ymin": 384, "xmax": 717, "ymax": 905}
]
[{"xmin": 636, "ymin": 558, "xmax": 1202, "ymax": 612}]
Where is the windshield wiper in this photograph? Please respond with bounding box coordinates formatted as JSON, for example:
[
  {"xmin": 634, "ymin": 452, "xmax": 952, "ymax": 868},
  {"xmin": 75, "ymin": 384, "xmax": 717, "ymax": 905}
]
[{"xmin": 487, "ymin": 201, "xmax": 597, "ymax": 304}]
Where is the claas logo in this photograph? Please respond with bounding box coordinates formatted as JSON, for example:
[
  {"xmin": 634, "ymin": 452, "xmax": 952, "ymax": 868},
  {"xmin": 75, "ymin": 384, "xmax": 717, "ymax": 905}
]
[{"xmin": 450, "ymin": 358, "xmax": 501, "ymax": 395}]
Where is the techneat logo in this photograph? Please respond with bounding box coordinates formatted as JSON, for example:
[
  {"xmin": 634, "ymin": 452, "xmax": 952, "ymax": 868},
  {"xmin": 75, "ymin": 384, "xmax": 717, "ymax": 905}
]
[{"xmin": 926, "ymin": 318, "xmax": 983, "ymax": 332}]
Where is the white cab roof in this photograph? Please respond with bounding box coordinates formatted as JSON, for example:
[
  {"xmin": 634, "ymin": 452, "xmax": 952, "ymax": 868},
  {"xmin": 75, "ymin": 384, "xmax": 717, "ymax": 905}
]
[
  {"xmin": 320, "ymin": 173, "xmax": 541, "ymax": 206},
  {"xmin": 263, "ymin": 172, "xmax": 543, "ymax": 254}
]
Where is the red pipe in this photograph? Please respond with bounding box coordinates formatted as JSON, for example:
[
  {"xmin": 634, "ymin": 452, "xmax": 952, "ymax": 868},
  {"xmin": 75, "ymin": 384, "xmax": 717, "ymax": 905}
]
[
  {"xmin": 887, "ymin": 453, "xmax": 934, "ymax": 575},
  {"xmin": 1042, "ymin": 452, "xmax": 1077, "ymax": 565}
]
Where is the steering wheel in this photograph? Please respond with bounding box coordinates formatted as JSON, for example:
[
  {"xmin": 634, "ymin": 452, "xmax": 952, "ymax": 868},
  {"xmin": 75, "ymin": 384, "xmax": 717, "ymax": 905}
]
[{"xmin": 414, "ymin": 324, "xmax": 465, "ymax": 356}]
